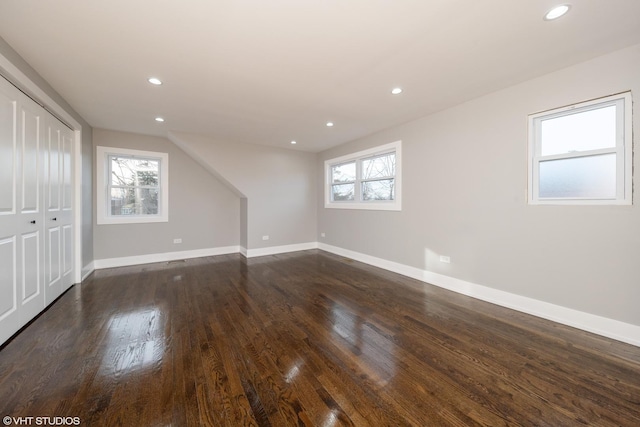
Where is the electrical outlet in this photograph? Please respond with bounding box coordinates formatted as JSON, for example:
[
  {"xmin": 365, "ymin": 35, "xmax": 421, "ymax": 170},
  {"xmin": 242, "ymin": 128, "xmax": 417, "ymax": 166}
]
[
  {"xmin": 439, "ymin": 255, "xmax": 451, "ymax": 264},
  {"xmin": 320, "ymin": 232, "xmax": 326, "ymax": 238},
  {"xmin": 173, "ymin": 238, "xmax": 182, "ymax": 244},
  {"xmin": 262, "ymin": 235, "xmax": 269, "ymax": 241}
]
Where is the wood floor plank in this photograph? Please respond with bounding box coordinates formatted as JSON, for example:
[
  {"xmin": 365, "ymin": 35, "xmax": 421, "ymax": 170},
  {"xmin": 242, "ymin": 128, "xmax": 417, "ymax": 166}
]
[{"xmin": 1, "ymin": 250, "xmax": 639, "ymax": 426}]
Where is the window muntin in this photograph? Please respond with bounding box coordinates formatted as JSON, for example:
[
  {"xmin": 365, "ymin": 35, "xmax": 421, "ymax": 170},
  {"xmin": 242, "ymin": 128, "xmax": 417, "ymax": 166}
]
[
  {"xmin": 528, "ymin": 92, "xmax": 632, "ymax": 205},
  {"xmin": 97, "ymin": 146, "xmax": 169, "ymax": 224},
  {"xmin": 325, "ymin": 141, "xmax": 401, "ymax": 210}
]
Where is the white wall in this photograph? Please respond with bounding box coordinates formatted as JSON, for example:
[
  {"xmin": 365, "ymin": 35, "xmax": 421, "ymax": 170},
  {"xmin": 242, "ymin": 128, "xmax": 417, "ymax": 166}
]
[
  {"xmin": 93, "ymin": 129, "xmax": 240, "ymax": 262},
  {"xmin": 318, "ymin": 44, "xmax": 640, "ymax": 329}
]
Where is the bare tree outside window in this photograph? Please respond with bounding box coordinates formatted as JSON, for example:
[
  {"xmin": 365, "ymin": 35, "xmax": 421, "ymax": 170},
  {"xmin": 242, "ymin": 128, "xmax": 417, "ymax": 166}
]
[
  {"xmin": 361, "ymin": 153, "xmax": 395, "ymax": 201},
  {"xmin": 325, "ymin": 141, "xmax": 401, "ymax": 210},
  {"xmin": 109, "ymin": 156, "xmax": 160, "ymax": 216},
  {"xmin": 328, "ymin": 152, "xmax": 396, "ymax": 202},
  {"xmin": 331, "ymin": 162, "xmax": 356, "ymax": 201}
]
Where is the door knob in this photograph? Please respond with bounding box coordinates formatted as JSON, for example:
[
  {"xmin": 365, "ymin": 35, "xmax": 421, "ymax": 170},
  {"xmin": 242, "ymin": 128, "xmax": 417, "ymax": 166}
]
[
  {"xmin": 30, "ymin": 220, "xmax": 36, "ymax": 224},
  {"xmin": 51, "ymin": 217, "xmax": 57, "ymax": 221}
]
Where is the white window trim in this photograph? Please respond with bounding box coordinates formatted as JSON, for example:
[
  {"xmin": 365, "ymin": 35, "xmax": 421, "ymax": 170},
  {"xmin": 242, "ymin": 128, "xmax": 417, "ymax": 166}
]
[
  {"xmin": 527, "ymin": 92, "xmax": 632, "ymax": 205},
  {"xmin": 324, "ymin": 140, "xmax": 402, "ymax": 211},
  {"xmin": 96, "ymin": 146, "xmax": 169, "ymax": 224}
]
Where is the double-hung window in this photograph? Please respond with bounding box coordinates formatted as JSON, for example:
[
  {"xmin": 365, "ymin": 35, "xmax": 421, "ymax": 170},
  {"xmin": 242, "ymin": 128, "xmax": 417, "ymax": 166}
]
[
  {"xmin": 528, "ymin": 92, "xmax": 632, "ymax": 205},
  {"xmin": 96, "ymin": 146, "xmax": 169, "ymax": 224},
  {"xmin": 325, "ymin": 141, "xmax": 401, "ymax": 210}
]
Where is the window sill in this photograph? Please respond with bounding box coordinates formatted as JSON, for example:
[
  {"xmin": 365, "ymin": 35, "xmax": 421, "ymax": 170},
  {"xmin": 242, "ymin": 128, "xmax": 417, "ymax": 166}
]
[
  {"xmin": 97, "ymin": 215, "xmax": 169, "ymax": 225},
  {"xmin": 324, "ymin": 202, "xmax": 401, "ymax": 211}
]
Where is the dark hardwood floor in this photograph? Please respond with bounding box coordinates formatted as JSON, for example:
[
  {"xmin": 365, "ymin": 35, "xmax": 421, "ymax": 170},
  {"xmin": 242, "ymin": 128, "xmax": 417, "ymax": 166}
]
[{"xmin": 1, "ymin": 250, "xmax": 639, "ymax": 426}]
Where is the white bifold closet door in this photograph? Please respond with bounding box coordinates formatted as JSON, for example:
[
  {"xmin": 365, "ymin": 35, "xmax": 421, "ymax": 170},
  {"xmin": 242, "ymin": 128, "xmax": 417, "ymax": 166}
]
[
  {"xmin": 43, "ymin": 103, "xmax": 74, "ymax": 306},
  {"xmin": 0, "ymin": 75, "xmax": 74, "ymax": 345}
]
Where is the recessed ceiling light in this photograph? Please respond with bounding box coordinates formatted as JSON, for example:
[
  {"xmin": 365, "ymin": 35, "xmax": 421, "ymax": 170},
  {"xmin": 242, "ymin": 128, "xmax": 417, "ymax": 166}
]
[
  {"xmin": 148, "ymin": 77, "xmax": 163, "ymax": 85},
  {"xmin": 290, "ymin": 140, "xmax": 297, "ymax": 145},
  {"xmin": 544, "ymin": 4, "xmax": 570, "ymax": 20},
  {"xmin": 326, "ymin": 122, "xmax": 334, "ymax": 127},
  {"xmin": 391, "ymin": 87, "xmax": 403, "ymax": 95},
  {"xmin": 155, "ymin": 117, "xmax": 165, "ymax": 122}
]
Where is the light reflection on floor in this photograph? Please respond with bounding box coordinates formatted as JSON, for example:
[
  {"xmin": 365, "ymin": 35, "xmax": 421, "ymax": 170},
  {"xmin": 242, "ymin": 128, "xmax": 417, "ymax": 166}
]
[
  {"xmin": 330, "ymin": 301, "xmax": 395, "ymax": 388},
  {"xmin": 98, "ymin": 307, "xmax": 165, "ymax": 377}
]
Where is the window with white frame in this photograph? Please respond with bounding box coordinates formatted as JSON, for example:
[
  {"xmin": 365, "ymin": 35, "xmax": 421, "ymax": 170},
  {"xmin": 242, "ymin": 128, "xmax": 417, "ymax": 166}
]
[
  {"xmin": 325, "ymin": 141, "xmax": 401, "ymax": 210},
  {"xmin": 96, "ymin": 146, "xmax": 169, "ymax": 224},
  {"xmin": 528, "ymin": 92, "xmax": 632, "ymax": 205}
]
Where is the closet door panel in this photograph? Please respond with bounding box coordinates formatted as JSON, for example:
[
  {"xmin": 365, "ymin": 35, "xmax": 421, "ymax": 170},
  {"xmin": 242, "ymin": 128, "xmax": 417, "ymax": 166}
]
[
  {"xmin": 17, "ymin": 97, "xmax": 45, "ymax": 324},
  {"xmin": 21, "ymin": 231, "xmax": 40, "ymax": 302},
  {"xmin": 62, "ymin": 129, "xmax": 72, "ymax": 211},
  {"xmin": 0, "ymin": 79, "xmax": 23, "ymax": 343},
  {"xmin": 63, "ymin": 224, "xmax": 73, "ymax": 280},
  {"xmin": 20, "ymin": 105, "xmax": 41, "ymax": 214},
  {"xmin": 0, "ymin": 237, "xmax": 19, "ymax": 344},
  {"xmin": 46, "ymin": 226, "xmax": 61, "ymax": 304},
  {"xmin": 0, "ymin": 89, "xmax": 15, "ymax": 214},
  {"xmin": 47, "ymin": 125, "xmax": 60, "ymax": 211}
]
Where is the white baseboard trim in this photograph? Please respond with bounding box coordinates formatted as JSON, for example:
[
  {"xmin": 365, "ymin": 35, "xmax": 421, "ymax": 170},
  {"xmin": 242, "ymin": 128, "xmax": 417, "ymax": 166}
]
[
  {"xmin": 94, "ymin": 246, "xmax": 241, "ymax": 270},
  {"xmin": 245, "ymin": 241, "xmax": 318, "ymax": 258},
  {"xmin": 86, "ymin": 241, "xmax": 640, "ymax": 347},
  {"xmin": 318, "ymin": 243, "xmax": 640, "ymax": 347},
  {"xmin": 81, "ymin": 261, "xmax": 95, "ymax": 281}
]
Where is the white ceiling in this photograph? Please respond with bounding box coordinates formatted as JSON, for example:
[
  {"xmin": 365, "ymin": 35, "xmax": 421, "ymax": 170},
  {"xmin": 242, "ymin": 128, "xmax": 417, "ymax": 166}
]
[{"xmin": 1, "ymin": 0, "xmax": 640, "ymax": 152}]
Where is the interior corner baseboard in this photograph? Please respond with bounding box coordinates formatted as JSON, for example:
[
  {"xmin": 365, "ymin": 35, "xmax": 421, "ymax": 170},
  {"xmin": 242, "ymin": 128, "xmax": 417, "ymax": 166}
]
[
  {"xmin": 245, "ymin": 242, "xmax": 318, "ymax": 258},
  {"xmin": 81, "ymin": 261, "xmax": 95, "ymax": 281},
  {"xmin": 318, "ymin": 243, "xmax": 640, "ymax": 348},
  {"xmin": 93, "ymin": 246, "xmax": 241, "ymax": 269}
]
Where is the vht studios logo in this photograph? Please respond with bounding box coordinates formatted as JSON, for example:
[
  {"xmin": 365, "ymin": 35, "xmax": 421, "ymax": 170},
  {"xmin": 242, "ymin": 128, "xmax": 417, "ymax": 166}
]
[{"xmin": 3, "ymin": 417, "xmax": 81, "ymax": 426}]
